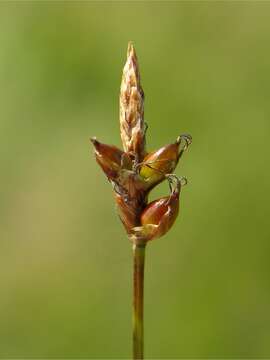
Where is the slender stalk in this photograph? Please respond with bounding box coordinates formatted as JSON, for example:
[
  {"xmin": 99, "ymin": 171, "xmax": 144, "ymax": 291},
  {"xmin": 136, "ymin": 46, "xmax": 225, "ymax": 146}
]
[{"xmin": 133, "ymin": 243, "xmax": 146, "ymax": 360}]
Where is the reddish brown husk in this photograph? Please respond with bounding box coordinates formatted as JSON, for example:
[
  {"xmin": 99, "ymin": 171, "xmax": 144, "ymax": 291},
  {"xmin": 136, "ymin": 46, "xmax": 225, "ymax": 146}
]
[
  {"xmin": 131, "ymin": 177, "xmax": 181, "ymax": 242},
  {"xmin": 114, "ymin": 171, "xmax": 148, "ymax": 235},
  {"xmin": 115, "ymin": 193, "xmax": 140, "ymax": 234},
  {"xmin": 139, "ymin": 141, "xmax": 180, "ymax": 190},
  {"xmin": 142, "ymin": 193, "xmax": 179, "ymax": 226},
  {"xmin": 91, "ymin": 138, "xmax": 125, "ymax": 180}
]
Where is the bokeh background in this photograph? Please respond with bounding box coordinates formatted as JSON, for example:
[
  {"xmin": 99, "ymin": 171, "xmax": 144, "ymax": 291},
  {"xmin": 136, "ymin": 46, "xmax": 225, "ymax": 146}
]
[{"xmin": 1, "ymin": 1, "xmax": 270, "ymax": 358}]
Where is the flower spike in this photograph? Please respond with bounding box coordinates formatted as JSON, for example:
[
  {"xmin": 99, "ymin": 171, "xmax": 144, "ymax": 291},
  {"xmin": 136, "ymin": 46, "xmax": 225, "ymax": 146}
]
[
  {"xmin": 91, "ymin": 44, "xmax": 191, "ymax": 243},
  {"xmin": 90, "ymin": 43, "xmax": 192, "ymax": 360},
  {"xmin": 120, "ymin": 42, "xmax": 146, "ymax": 162}
]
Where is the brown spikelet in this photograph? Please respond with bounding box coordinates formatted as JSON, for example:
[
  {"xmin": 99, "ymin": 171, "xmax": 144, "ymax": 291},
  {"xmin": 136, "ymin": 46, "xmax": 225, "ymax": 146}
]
[
  {"xmin": 91, "ymin": 41, "xmax": 192, "ymax": 243},
  {"xmin": 120, "ymin": 42, "xmax": 146, "ymax": 162}
]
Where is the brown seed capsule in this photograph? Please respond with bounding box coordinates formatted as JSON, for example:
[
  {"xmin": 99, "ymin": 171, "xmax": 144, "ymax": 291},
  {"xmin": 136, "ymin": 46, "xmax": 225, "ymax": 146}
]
[
  {"xmin": 139, "ymin": 134, "xmax": 191, "ymax": 190},
  {"xmin": 132, "ymin": 175, "xmax": 186, "ymax": 241},
  {"xmin": 91, "ymin": 137, "xmax": 130, "ymax": 180}
]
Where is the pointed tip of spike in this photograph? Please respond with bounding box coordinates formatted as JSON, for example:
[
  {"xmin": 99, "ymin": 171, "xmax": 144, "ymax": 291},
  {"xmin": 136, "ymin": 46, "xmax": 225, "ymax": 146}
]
[
  {"xmin": 120, "ymin": 42, "xmax": 145, "ymax": 158},
  {"xmin": 127, "ymin": 41, "xmax": 133, "ymax": 50},
  {"xmin": 127, "ymin": 41, "xmax": 137, "ymax": 60}
]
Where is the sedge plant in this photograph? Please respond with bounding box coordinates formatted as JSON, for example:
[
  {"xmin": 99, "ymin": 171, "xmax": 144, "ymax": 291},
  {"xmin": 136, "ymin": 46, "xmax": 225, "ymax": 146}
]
[{"xmin": 91, "ymin": 43, "xmax": 192, "ymax": 360}]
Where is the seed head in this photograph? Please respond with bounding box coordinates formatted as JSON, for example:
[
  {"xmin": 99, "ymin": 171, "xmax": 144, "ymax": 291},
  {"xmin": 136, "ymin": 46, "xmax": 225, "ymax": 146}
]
[
  {"xmin": 91, "ymin": 43, "xmax": 192, "ymax": 245},
  {"xmin": 119, "ymin": 42, "xmax": 146, "ymax": 161}
]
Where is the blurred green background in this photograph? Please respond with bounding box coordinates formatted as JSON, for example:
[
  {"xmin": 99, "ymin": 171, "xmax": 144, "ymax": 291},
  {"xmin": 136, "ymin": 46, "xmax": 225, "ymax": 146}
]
[{"xmin": 1, "ymin": 1, "xmax": 270, "ymax": 358}]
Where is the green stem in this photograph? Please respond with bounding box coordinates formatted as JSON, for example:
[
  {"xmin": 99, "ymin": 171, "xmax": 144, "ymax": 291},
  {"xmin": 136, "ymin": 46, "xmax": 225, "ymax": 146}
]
[{"xmin": 133, "ymin": 243, "xmax": 146, "ymax": 360}]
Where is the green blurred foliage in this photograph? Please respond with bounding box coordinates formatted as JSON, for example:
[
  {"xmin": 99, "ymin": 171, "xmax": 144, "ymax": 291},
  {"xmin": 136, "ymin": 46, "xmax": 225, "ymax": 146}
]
[{"xmin": 1, "ymin": 1, "xmax": 270, "ymax": 358}]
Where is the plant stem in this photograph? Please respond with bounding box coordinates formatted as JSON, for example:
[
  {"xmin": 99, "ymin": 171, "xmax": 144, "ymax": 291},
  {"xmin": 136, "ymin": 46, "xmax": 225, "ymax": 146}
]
[{"xmin": 133, "ymin": 243, "xmax": 146, "ymax": 360}]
